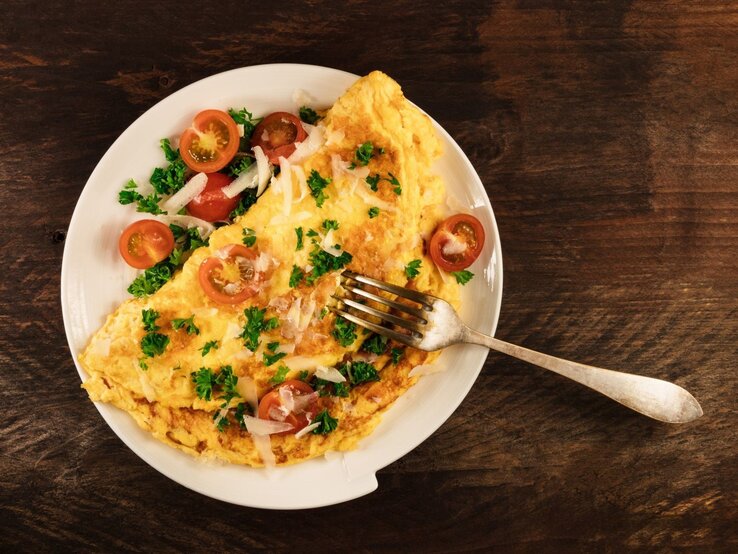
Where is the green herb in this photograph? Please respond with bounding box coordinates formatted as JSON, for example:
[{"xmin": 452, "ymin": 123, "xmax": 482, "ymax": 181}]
[
  {"xmin": 239, "ymin": 307, "xmax": 279, "ymax": 352},
  {"xmin": 234, "ymin": 402, "xmax": 252, "ymax": 429},
  {"xmin": 346, "ymin": 361, "xmax": 380, "ymax": 385},
  {"xmin": 314, "ymin": 377, "xmax": 350, "ymax": 398},
  {"xmin": 118, "ymin": 179, "xmax": 142, "ymax": 205},
  {"xmin": 405, "ymin": 259, "xmax": 422, "ymax": 279},
  {"xmin": 141, "ymin": 309, "xmax": 160, "ymax": 332},
  {"xmin": 136, "ymin": 193, "xmax": 166, "ymax": 215},
  {"xmin": 172, "ymin": 364, "xmax": 182, "ymax": 371},
  {"xmin": 306, "ymin": 229, "xmax": 319, "ymax": 238},
  {"xmin": 388, "ymin": 172, "xmax": 402, "ymax": 195},
  {"xmin": 299, "ymin": 106, "xmax": 321, "ymax": 125},
  {"xmin": 365, "ymin": 174, "xmax": 380, "ymax": 192},
  {"xmin": 307, "ymin": 169, "xmax": 331, "ymax": 208},
  {"xmin": 191, "ymin": 367, "xmax": 218, "ymax": 401},
  {"xmin": 362, "ymin": 333, "xmax": 388, "ymax": 355},
  {"xmin": 266, "ymin": 341, "xmax": 279, "ymax": 352},
  {"xmin": 171, "ymin": 315, "xmax": 199, "ymax": 335},
  {"xmin": 168, "ymin": 248, "xmax": 184, "ymax": 266},
  {"xmin": 319, "ymin": 307, "xmax": 329, "ymax": 320},
  {"xmin": 242, "ymin": 227, "xmax": 256, "ymax": 247},
  {"xmin": 218, "ymin": 365, "xmax": 239, "ymax": 405},
  {"xmin": 141, "ymin": 332, "xmax": 170, "ymax": 358},
  {"xmin": 160, "ymin": 137, "xmax": 179, "ymax": 162},
  {"xmin": 391, "ymin": 347, "xmax": 403, "ymax": 365},
  {"xmin": 332, "ymin": 316, "xmax": 357, "ymax": 347},
  {"xmin": 128, "ymin": 262, "xmax": 172, "ymax": 297},
  {"xmin": 150, "ymin": 139, "xmax": 187, "ymax": 195},
  {"xmin": 311, "ymin": 409, "xmax": 338, "ymax": 435},
  {"xmin": 227, "ymin": 107, "xmax": 261, "ymax": 139},
  {"xmin": 295, "ymin": 227, "xmax": 304, "ymax": 250},
  {"xmin": 199, "ymin": 340, "xmax": 219, "ymax": 357},
  {"xmin": 333, "ymin": 382, "xmax": 350, "ymax": 397},
  {"xmin": 229, "ymin": 189, "xmax": 257, "ymax": 220},
  {"xmin": 227, "ymin": 156, "xmax": 253, "ymax": 177},
  {"xmin": 170, "ymin": 225, "xmax": 209, "ymax": 251},
  {"xmin": 138, "ymin": 359, "xmax": 148, "ymax": 370},
  {"xmin": 269, "ymin": 365, "xmax": 290, "ymax": 385},
  {"xmin": 263, "ymin": 350, "xmax": 287, "ymax": 367},
  {"xmin": 451, "ymin": 270, "xmax": 474, "ymax": 285},
  {"xmin": 322, "ymin": 219, "xmax": 340, "ymax": 231},
  {"xmin": 368, "ymin": 207, "xmax": 380, "ymax": 219},
  {"xmin": 297, "ymin": 370, "xmax": 309, "ymax": 381},
  {"xmin": 306, "ymin": 244, "xmax": 352, "ymax": 285},
  {"xmin": 350, "ymin": 142, "xmax": 375, "ymax": 169},
  {"xmin": 289, "ymin": 265, "xmax": 304, "ymax": 288}
]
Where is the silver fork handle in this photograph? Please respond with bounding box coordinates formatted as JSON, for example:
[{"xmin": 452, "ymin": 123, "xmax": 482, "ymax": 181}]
[{"xmin": 463, "ymin": 328, "xmax": 703, "ymax": 423}]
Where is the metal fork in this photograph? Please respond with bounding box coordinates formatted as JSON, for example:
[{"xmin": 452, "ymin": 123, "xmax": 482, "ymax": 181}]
[{"xmin": 331, "ymin": 271, "xmax": 703, "ymax": 423}]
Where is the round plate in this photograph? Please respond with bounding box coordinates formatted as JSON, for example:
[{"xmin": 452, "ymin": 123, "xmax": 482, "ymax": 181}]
[{"xmin": 61, "ymin": 64, "xmax": 503, "ymax": 509}]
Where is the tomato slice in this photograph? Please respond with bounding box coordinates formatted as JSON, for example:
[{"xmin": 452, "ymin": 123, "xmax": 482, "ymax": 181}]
[
  {"xmin": 118, "ymin": 219, "xmax": 175, "ymax": 269},
  {"xmin": 258, "ymin": 380, "xmax": 317, "ymax": 435},
  {"xmin": 198, "ymin": 244, "xmax": 263, "ymax": 304},
  {"xmin": 186, "ymin": 172, "xmax": 240, "ymax": 222},
  {"xmin": 179, "ymin": 109, "xmax": 240, "ymax": 173},
  {"xmin": 250, "ymin": 112, "xmax": 307, "ymax": 164},
  {"xmin": 429, "ymin": 214, "xmax": 486, "ymax": 272}
]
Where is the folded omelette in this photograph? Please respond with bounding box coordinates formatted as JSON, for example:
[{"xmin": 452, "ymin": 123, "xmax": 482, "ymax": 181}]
[{"xmin": 80, "ymin": 71, "xmax": 461, "ymax": 466}]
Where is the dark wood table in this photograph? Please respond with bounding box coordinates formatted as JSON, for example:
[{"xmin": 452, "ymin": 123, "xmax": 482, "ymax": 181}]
[{"xmin": 2, "ymin": 1, "xmax": 736, "ymax": 551}]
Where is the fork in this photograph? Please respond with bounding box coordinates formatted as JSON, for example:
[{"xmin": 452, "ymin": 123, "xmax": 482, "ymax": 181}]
[{"xmin": 331, "ymin": 271, "xmax": 703, "ymax": 423}]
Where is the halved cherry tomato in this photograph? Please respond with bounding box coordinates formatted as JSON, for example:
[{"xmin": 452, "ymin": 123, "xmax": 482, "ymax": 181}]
[
  {"xmin": 186, "ymin": 172, "xmax": 240, "ymax": 222},
  {"xmin": 250, "ymin": 112, "xmax": 307, "ymax": 164},
  {"xmin": 258, "ymin": 380, "xmax": 317, "ymax": 435},
  {"xmin": 429, "ymin": 214, "xmax": 486, "ymax": 272},
  {"xmin": 118, "ymin": 219, "xmax": 175, "ymax": 269},
  {"xmin": 198, "ymin": 244, "xmax": 263, "ymax": 304},
  {"xmin": 179, "ymin": 109, "xmax": 240, "ymax": 173}
]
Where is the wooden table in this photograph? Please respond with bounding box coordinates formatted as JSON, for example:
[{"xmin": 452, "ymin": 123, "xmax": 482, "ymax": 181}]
[{"xmin": 2, "ymin": 1, "xmax": 736, "ymax": 551}]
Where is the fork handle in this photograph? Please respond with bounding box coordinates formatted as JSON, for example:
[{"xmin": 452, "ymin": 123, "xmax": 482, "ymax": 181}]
[{"xmin": 462, "ymin": 328, "xmax": 703, "ymax": 423}]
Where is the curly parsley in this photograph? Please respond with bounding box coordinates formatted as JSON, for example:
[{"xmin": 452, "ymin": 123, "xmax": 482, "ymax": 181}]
[
  {"xmin": 365, "ymin": 174, "xmax": 381, "ymax": 192},
  {"xmin": 306, "ymin": 244, "xmax": 352, "ymax": 285},
  {"xmin": 405, "ymin": 259, "xmax": 422, "ymax": 279},
  {"xmin": 295, "ymin": 227, "xmax": 304, "ymax": 251},
  {"xmin": 362, "ymin": 333, "xmax": 388, "ymax": 355},
  {"xmin": 307, "ymin": 169, "xmax": 331, "ymax": 208},
  {"xmin": 322, "ymin": 219, "xmax": 340, "ymax": 231},
  {"xmin": 239, "ymin": 307, "xmax": 279, "ymax": 352},
  {"xmin": 311, "ymin": 409, "xmax": 338, "ymax": 435},
  {"xmin": 141, "ymin": 332, "xmax": 169, "ymax": 358},
  {"xmin": 150, "ymin": 138, "xmax": 187, "ymax": 196},
  {"xmin": 368, "ymin": 207, "xmax": 380, "ymax": 219},
  {"xmin": 199, "ymin": 340, "xmax": 219, "ymax": 357},
  {"xmin": 242, "ymin": 227, "xmax": 256, "ymax": 247},
  {"xmin": 269, "ymin": 365, "xmax": 290, "ymax": 385},
  {"xmin": 332, "ymin": 316, "xmax": 357, "ymax": 347},
  {"xmin": 298, "ymin": 106, "xmax": 321, "ymax": 125},
  {"xmin": 141, "ymin": 309, "xmax": 160, "ymax": 332},
  {"xmin": 289, "ymin": 265, "xmax": 304, "ymax": 288}
]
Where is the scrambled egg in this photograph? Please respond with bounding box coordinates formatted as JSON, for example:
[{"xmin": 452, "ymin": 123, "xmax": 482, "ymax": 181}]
[{"xmin": 80, "ymin": 71, "xmax": 460, "ymax": 466}]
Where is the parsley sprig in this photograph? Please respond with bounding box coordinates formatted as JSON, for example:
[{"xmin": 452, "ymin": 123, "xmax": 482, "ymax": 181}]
[
  {"xmin": 139, "ymin": 309, "xmax": 169, "ymax": 359},
  {"xmin": 405, "ymin": 259, "xmax": 422, "ymax": 279},
  {"xmin": 239, "ymin": 307, "xmax": 279, "ymax": 352},
  {"xmin": 452, "ymin": 270, "xmax": 474, "ymax": 285},
  {"xmin": 332, "ymin": 316, "xmax": 357, "ymax": 347},
  {"xmin": 307, "ymin": 169, "xmax": 331, "ymax": 208}
]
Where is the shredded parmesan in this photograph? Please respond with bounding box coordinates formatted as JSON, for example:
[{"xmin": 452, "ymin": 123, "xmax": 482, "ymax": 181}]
[
  {"xmin": 156, "ymin": 214, "xmax": 215, "ymax": 239},
  {"xmin": 320, "ymin": 229, "xmax": 343, "ymax": 257},
  {"xmin": 162, "ymin": 172, "xmax": 208, "ymax": 214},
  {"xmin": 222, "ymin": 164, "xmax": 258, "ymax": 198},
  {"xmin": 244, "ymin": 415, "xmax": 293, "ymax": 435},
  {"xmin": 315, "ymin": 365, "xmax": 346, "ymax": 383},
  {"xmin": 252, "ymin": 434, "xmax": 276, "ymax": 467},
  {"xmin": 253, "ymin": 146, "xmax": 271, "ymax": 197},
  {"xmin": 295, "ymin": 422, "xmax": 321, "ymax": 439}
]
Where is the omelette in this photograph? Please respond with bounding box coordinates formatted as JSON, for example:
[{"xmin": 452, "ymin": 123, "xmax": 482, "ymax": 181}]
[{"xmin": 80, "ymin": 71, "xmax": 462, "ymax": 466}]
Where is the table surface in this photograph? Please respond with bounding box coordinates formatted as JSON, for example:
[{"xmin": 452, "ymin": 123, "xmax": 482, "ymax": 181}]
[{"xmin": 1, "ymin": 0, "xmax": 736, "ymax": 551}]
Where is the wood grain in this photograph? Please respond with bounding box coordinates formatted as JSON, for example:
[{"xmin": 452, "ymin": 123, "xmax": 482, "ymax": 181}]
[{"xmin": 1, "ymin": 0, "xmax": 736, "ymax": 551}]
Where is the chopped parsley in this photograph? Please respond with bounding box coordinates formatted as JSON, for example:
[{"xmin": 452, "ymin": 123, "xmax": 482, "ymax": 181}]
[
  {"xmin": 295, "ymin": 227, "xmax": 304, "ymax": 250},
  {"xmin": 234, "ymin": 402, "xmax": 253, "ymax": 429},
  {"xmin": 140, "ymin": 332, "xmax": 169, "ymax": 358},
  {"xmin": 191, "ymin": 365, "xmax": 242, "ymax": 431},
  {"xmin": 322, "ymin": 219, "xmax": 340, "ymax": 231},
  {"xmin": 332, "ymin": 316, "xmax": 357, "ymax": 347},
  {"xmin": 452, "ymin": 270, "xmax": 474, "ymax": 285},
  {"xmin": 191, "ymin": 367, "xmax": 218, "ymax": 401},
  {"xmin": 299, "ymin": 106, "xmax": 321, "ymax": 125},
  {"xmin": 307, "ymin": 169, "xmax": 331, "ymax": 208},
  {"xmin": 391, "ymin": 347, "xmax": 403, "ymax": 365},
  {"xmin": 263, "ymin": 350, "xmax": 287, "ymax": 367},
  {"xmin": 227, "ymin": 107, "xmax": 261, "ymax": 139},
  {"xmin": 141, "ymin": 309, "xmax": 160, "ymax": 332},
  {"xmin": 362, "ymin": 333, "xmax": 388, "ymax": 355},
  {"xmin": 306, "ymin": 229, "xmax": 319, "ymax": 238},
  {"xmin": 350, "ymin": 141, "xmax": 376, "ymax": 169},
  {"xmin": 368, "ymin": 207, "xmax": 380, "ymax": 219},
  {"xmin": 297, "ymin": 370, "xmax": 310, "ymax": 381},
  {"xmin": 241, "ymin": 227, "xmax": 256, "ymax": 247},
  {"xmin": 289, "ymin": 265, "xmax": 304, "ymax": 288},
  {"xmin": 239, "ymin": 307, "xmax": 279, "ymax": 352},
  {"xmin": 266, "ymin": 341, "xmax": 279, "ymax": 352},
  {"xmin": 150, "ymin": 138, "xmax": 187, "ymax": 196},
  {"xmin": 227, "ymin": 156, "xmax": 253, "ymax": 177},
  {"xmin": 405, "ymin": 259, "xmax": 422, "ymax": 279},
  {"xmin": 229, "ymin": 189, "xmax": 257, "ymax": 220},
  {"xmin": 346, "ymin": 361, "xmax": 380, "ymax": 385},
  {"xmin": 138, "ymin": 359, "xmax": 148, "ymax": 370},
  {"xmin": 306, "ymin": 244, "xmax": 352, "ymax": 285},
  {"xmin": 269, "ymin": 365, "xmax": 290, "ymax": 385},
  {"xmin": 171, "ymin": 315, "xmax": 199, "ymax": 335},
  {"xmin": 199, "ymin": 340, "xmax": 219, "ymax": 357},
  {"xmin": 319, "ymin": 307, "xmax": 329, "ymax": 320},
  {"xmin": 365, "ymin": 174, "xmax": 381, "ymax": 192},
  {"xmin": 311, "ymin": 409, "xmax": 338, "ymax": 435},
  {"xmin": 388, "ymin": 172, "xmax": 402, "ymax": 195}
]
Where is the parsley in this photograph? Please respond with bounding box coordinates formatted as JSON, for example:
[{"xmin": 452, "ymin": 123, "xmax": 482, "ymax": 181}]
[
  {"xmin": 150, "ymin": 139, "xmax": 187, "ymax": 195},
  {"xmin": 218, "ymin": 365, "xmax": 239, "ymax": 404},
  {"xmin": 405, "ymin": 259, "xmax": 422, "ymax": 279},
  {"xmin": 322, "ymin": 219, "xmax": 340, "ymax": 231},
  {"xmin": 307, "ymin": 169, "xmax": 331, "ymax": 208},
  {"xmin": 141, "ymin": 309, "xmax": 160, "ymax": 332},
  {"xmin": 191, "ymin": 367, "xmax": 218, "ymax": 401},
  {"xmin": 297, "ymin": 370, "xmax": 309, "ymax": 381},
  {"xmin": 319, "ymin": 307, "xmax": 329, "ymax": 320},
  {"xmin": 452, "ymin": 270, "xmax": 474, "ymax": 285},
  {"xmin": 368, "ymin": 207, "xmax": 380, "ymax": 219},
  {"xmin": 227, "ymin": 156, "xmax": 253, "ymax": 177},
  {"xmin": 333, "ymin": 382, "xmax": 350, "ymax": 397},
  {"xmin": 227, "ymin": 107, "xmax": 261, "ymax": 139},
  {"xmin": 306, "ymin": 229, "xmax": 319, "ymax": 238},
  {"xmin": 136, "ymin": 193, "xmax": 166, "ymax": 215},
  {"xmin": 170, "ymin": 225, "xmax": 209, "ymax": 251},
  {"xmin": 141, "ymin": 332, "xmax": 170, "ymax": 358},
  {"xmin": 269, "ymin": 365, "xmax": 290, "ymax": 385},
  {"xmin": 266, "ymin": 341, "xmax": 279, "ymax": 352},
  {"xmin": 311, "ymin": 409, "xmax": 338, "ymax": 435},
  {"xmin": 242, "ymin": 227, "xmax": 256, "ymax": 247},
  {"xmin": 171, "ymin": 315, "xmax": 199, "ymax": 335},
  {"xmin": 306, "ymin": 245, "xmax": 352, "ymax": 285},
  {"xmin": 388, "ymin": 172, "xmax": 402, "ymax": 195},
  {"xmin": 346, "ymin": 361, "xmax": 380, "ymax": 385},
  {"xmin": 350, "ymin": 142, "xmax": 375, "ymax": 169},
  {"xmin": 168, "ymin": 248, "xmax": 184, "ymax": 266},
  {"xmin": 229, "ymin": 189, "xmax": 257, "ymax": 220},
  {"xmin": 391, "ymin": 347, "xmax": 403, "ymax": 365},
  {"xmin": 138, "ymin": 359, "xmax": 148, "ymax": 370},
  {"xmin": 299, "ymin": 106, "xmax": 320, "ymax": 125},
  {"xmin": 332, "ymin": 316, "xmax": 357, "ymax": 347},
  {"xmin": 289, "ymin": 265, "xmax": 304, "ymax": 288},
  {"xmin": 128, "ymin": 261, "xmax": 172, "ymax": 297},
  {"xmin": 365, "ymin": 174, "xmax": 380, "ymax": 192},
  {"xmin": 362, "ymin": 333, "xmax": 388, "ymax": 355},
  {"xmin": 234, "ymin": 402, "xmax": 252, "ymax": 429},
  {"xmin": 199, "ymin": 340, "xmax": 219, "ymax": 357},
  {"xmin": 239, "ymin": 307, "xmax": 279, "ymax": 352},
  {"xmin": 295, "ymin": 227, "xmax": 304, "ymax": 250},
  {"xmin": 263, "ymin": 350, "xmax": 287, "ymax": 367}
]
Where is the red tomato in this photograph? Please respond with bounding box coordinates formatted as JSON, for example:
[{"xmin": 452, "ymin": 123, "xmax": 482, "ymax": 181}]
[
  {"xmin": 429, "ymin": 214, "xmax": 486, "ymax": 272},
  {"xmin": 186, "ymin": 172, "xmax": 240, "ymax": 222},
  {"xmin": 198, "ymin": 244, "xmax": 263, "ymax": 304},
  {"xmin": 250, "ymin": 112, "xmax": 307, "ymax": 164},
  {"xmin": 179, "ymin": 109, "xmax": 240, "ymax": 173},
  {"xmin": 118, "ymin": 219, "xmax": 174, "ymax": 269},
  {"xmin": 258, "ymin": 380, "xmax": 317, "ymax": 435}
]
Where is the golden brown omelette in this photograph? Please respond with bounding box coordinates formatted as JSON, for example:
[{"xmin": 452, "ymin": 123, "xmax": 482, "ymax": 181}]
[{"xmin": 80, "ymin": 71, "xmax": 461, "ymax": 466}]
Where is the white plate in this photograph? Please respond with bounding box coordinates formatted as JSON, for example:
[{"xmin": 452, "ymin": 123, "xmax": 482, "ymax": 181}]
[{"xmin": 61, "ymin": 64, "xmax": 503, "ymax": 509}]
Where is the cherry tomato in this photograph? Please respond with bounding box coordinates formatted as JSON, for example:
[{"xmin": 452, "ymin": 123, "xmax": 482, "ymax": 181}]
[
  {"xmin": 186, "ymin": 172, "xmax": 240, "ymax": 222},
  {"xmin": 250, "ymin": 112, "xmax": 307, "ymax": 164},
  {"xmin": 118, "ymin": 219, "xmax": 175, "ymax": 269},
  {"xmin": 179, "ymin": 109, "xmax": 240, "ymax": 173},
  {"xmin": 198, "ymin": 244, "xmax": 263, "ymax": 304},
  {"xmin": 429, "ymin": 214, "xmax": 486, "ymax": 272},
  {"xmin": 258, "ymin": 380, "xmax": 317, "ymax": 435}
]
